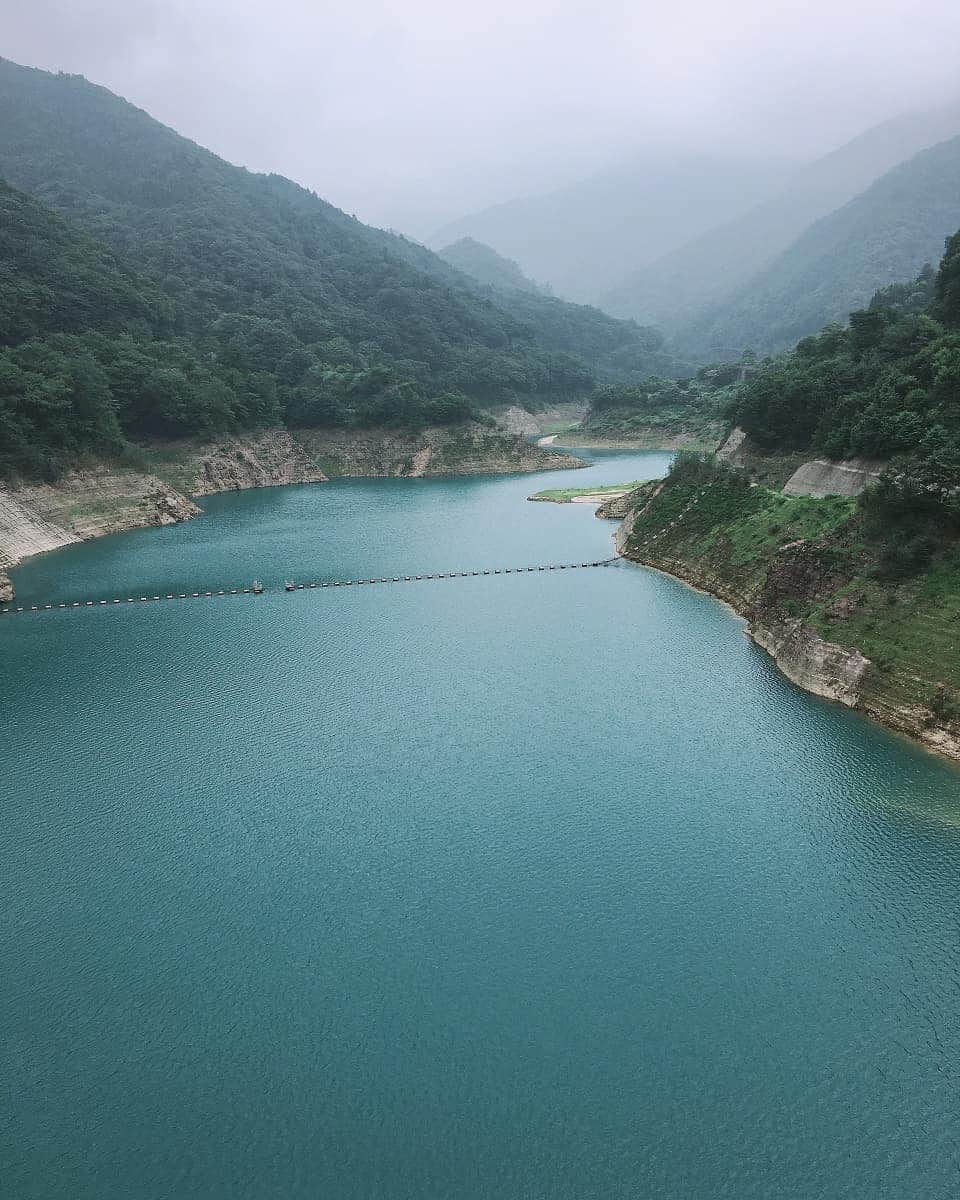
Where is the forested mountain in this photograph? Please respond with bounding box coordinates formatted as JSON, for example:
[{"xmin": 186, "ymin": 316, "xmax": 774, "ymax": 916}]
[
  {"xmin": 730, "ymin": 233, "xmax": 960, "ymax": 522},
  {"xmin": 600, "ymin": 103, "xmax": 960, "ymax": 330},
  {"xmin": 432, "ymin": 153, "xmax": 794, "ymax": 303},
  {"xmin": 674, "ymin": 134, "xmax": 960, "ymax": 360},
  {"xmin": 438, "ymin": 238, "xmax": 547, "ymax": 294},
  {"xmin": 0, "ymin": 179, "xmax": 173, "ymax": 345},
  {"xmin": 0, "ymin": 178, "xmax": 295, "ymax": 476},
  {"xmin": 0, "ymin": 57, "xmax": 669, "ymax": 478}
]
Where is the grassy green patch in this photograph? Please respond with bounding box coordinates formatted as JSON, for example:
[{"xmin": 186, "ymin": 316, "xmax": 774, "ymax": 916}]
[{"xmin": 530, "ymin": 481, "xmax": 646, "ymax": 503}]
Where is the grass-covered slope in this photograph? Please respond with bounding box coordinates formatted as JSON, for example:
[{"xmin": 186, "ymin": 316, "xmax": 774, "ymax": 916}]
[
  {"xmin": 676, "ymin": 134, "xmax": 960, "ymax": 358},
  {"xmin": 621, "ymin": 457, "xmax": 960, "ymax": 757}
]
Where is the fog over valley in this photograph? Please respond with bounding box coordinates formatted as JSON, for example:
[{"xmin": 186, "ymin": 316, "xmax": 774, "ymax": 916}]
[{"xmin": 5, "ymin": 0, "xmax": 960, "ymax": 237}]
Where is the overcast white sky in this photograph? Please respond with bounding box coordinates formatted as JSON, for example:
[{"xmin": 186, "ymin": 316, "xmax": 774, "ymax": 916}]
[{"xmin": 4, "ymin": 0, "xmax": 960, "ymax": 234}]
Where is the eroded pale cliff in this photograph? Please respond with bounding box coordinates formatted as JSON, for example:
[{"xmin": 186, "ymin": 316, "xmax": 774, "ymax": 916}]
[{"xmin": 782, "ymin": 458, "xmax": 885, "ymax": 499}]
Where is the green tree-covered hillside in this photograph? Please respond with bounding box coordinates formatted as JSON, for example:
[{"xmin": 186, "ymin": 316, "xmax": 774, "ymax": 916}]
[
  {"xmin": 731, "ymin": 234, "xmax": 960, "ymax": 540},
  {"xmin": 0, "ymin": 179, "xmax": 300, "ymax": 474},
  {"xmin": 0, "ymin": 57, "xmax": 667, "ymax": 418}
]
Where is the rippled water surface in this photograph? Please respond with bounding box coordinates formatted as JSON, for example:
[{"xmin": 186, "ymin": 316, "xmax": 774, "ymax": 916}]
[{"xmin": 4, "ymin": 451, "xmax": 960, "ymax": 1199}]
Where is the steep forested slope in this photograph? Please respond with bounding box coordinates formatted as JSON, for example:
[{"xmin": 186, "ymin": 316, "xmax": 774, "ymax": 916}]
[
  {"xmin": 0, "ymin": 56, "xmax": 667, "ymax": 468},
  {"xmin": 438, "ymin": 237, "xmax": 546, "ymax": 294},
  {"xmin": 676, "ymin": 135, "xmax": 960, "ymax": 359},
  {"xmin": 432, "ymin": 153, "xmax": 793, "ymax": 302},
  {"xmin": 0, "ymin": 179, "xmax": 293, "ymax": 475},
  {"xmin": 601, "ymin": 103, "xmax": 960, "ymax": 329},
  {"xmin": 0, "ymin": 179, "xmax": 174, "ymax": 345}
]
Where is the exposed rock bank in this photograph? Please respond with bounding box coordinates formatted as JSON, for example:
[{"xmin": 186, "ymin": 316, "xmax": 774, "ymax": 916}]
[
  {"xmin": 782, "ymin": 457, "xmax": 885, "ymax": 499},
  {"xmin": 0, "ymin": 472, "xmax": 202, "ymax": 602},
  {"xmin": 554, "ymin": 425, "xmax": 724, "ymax": 452},
  {"xmin": 192, "ymin": 431, "xmax": 326, "ymax": 495},
  {"xmin": 749, "ymin": 619, "xmax": 870, "ymax": 706},
  {"xmin": 0, "ymin": 425, "xmax": 581, "ymax": 601},
  {"xmin": 487, "ymin": 402, "xmax": 587, "ymax": 438},
  {"xmin": 294, "ymin": 424, "xmax": 581, "ymax": 478}
]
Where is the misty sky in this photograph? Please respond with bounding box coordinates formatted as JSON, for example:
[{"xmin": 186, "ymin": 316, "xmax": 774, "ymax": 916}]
[{"xmin": 5, "ymin": 0, "xmax": 960, "ymax": 235}]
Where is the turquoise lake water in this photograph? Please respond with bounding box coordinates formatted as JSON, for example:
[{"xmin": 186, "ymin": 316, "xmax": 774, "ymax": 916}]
[{"xmin": 3, "ymin": 449, "xmax": 960, "ymax": 1199}]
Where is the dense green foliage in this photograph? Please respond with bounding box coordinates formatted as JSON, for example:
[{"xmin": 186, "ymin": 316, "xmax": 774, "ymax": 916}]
[
  {"xmin": 0, "ymin": 56, "xmax": 670, "ymax": 479},
  {"xmin": 734, "ymin": 249, "xmax": 958, "ymax": 461},
  {"xmin": 0, "ymin": 179, "xmax": 297, "ymax": 475},
  {"xmin": 731, "ymin": 239, "xmax": 960, "ymax": 547},
  {"xmin": 0, "ymin": 179, "xmax": 174, "ymax": 345},
  {"xmin": 677, "ymin": 135, "xmax": 960, "ymax": 358},
  {"xmin": 574, "ymin": 362, "xmax": 744, "ymax": 441}
]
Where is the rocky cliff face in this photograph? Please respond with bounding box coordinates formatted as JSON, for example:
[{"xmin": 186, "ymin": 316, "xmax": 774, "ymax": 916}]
[
  {"xmin": 749, "ymin": 619, "xmax": 870, "ymax": 706},
  {"xmin": 487, "ymin": 403, "xmax": 588, "ymax": 437},
  {"xmin": 191, "ymin": 431, "xmax": 326, "ymax": 495}
]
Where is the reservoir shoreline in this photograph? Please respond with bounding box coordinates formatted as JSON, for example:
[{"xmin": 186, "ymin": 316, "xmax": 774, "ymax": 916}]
[
  {"xmin": 0, "ymin": 425, "xmax": 583, "ymax": 600},
  {"xmin": 612, "ymin": 499, "xmax": 960, "ymax": 766}
]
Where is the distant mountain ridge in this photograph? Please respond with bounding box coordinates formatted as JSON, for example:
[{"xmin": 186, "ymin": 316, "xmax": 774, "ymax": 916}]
[
  {"xmin": 675, "ymin": 132, "xmax": 960, "ymax": 358},
  {"xmin": 438, "ymin": 237, "xmax": 547, "ymax": 295},
  {"xmin": 432, "ymin": 153, "xmax": 796, "ymax": 302},
  {"xmin": 601, "ymin": 101, "xmax": 960, "ymax": 335}
]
